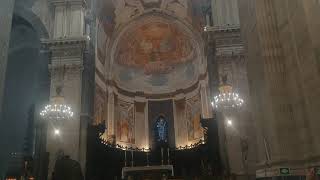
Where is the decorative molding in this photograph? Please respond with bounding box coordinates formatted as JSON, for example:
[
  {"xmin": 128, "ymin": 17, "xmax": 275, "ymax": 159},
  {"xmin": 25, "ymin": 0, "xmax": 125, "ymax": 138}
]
[
  {"xmin": 41, "ymin": 37, "xmax": 87, "ymax": 46},
  {"xmin": 49, "ymin": 0, "xmax": 86, "ymax": 7},
  {"xmin": 106, "ymin": 72, "xmax": 208, "ymax": 99},
  {"xmin": 42, "ymin": 38, "xmax": 87, "ymax": 68},
  {"xmin": 204, "ymin": 25, "xmax": 240, "ymax": 32}
]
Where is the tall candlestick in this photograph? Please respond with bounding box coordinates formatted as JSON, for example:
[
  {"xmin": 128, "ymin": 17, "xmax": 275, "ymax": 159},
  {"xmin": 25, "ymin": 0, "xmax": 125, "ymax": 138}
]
[
  {"xmin": 161, "ymin": 148, "xmax": 164, "ymax": 165},
  {"xmin": 131, "ymin": 150, "xmax": 134, "ymax": 167},
  {"xmin": 146, "ymin": 152, "xmax": 149, "ymax": 166},
  {"xmin": 167, "ymin": 148, "xmax": 170, "ymax": 165},
  {"xmin": 125, "ymin": 150, "xmax": 127, "ymax": 167}
]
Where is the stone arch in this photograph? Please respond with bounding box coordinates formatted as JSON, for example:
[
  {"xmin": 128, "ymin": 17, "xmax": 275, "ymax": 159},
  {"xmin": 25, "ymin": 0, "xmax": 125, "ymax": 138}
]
[
  {"xmin": 106, "ymin": 11, "xmax": 207, "ymax": 95},
  {"xmin": 2, "ymin": 4, "xmax": 50, "ymax": 175},
  {"xmin": 13, "ymin": 4, "xmax": 49, "ymax": 39},
  {"xmin": 9, "ymin": 15, "xmax": 40, "ymax": 54}
]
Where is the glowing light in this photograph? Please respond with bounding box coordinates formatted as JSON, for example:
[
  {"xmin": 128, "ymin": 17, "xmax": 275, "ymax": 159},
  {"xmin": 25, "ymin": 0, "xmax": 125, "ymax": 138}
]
[
  {"xmin": 203, "ymin": 26, "xmax": 208, "ymax": 32},
  {"xmin": 212, "ymin": 92, "xmax": 244, "ymax": 109},
  {"xmin": 54, "ymin": 129, "xmax": 60, "ymax": 135},
  {"xmin": 40, "ymin": 88, "xmax": 74, "ymax": 120},
  {"xmin": 212, "ymin": 75, "xmax": 244, "ymax": 110},
  {"xmin": 227, "ymin": 120, "xmax": 233, "ymax": 126},
  {"xmin": 40, "ymin": 104, "xmax": 74, "ymax": 119}
]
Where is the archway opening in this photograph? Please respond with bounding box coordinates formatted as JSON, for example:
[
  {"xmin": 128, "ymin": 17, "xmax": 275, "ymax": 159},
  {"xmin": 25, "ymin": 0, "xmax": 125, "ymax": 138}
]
[{"xmin": 1, "ymin": 15, "xmax": 49, "ymax": 176}]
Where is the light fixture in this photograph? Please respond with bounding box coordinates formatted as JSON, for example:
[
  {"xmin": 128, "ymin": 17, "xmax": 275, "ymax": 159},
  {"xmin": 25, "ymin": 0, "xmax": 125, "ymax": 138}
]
[
  {"xmin": 203, "ymin": 26, "xmax": 208, "ymax": 32},
  {"xmin": 54, "ymin": 129, "xmax": 60, "ymax": 136},
  {"xmin": 40, "ymin": 87, "xmax": 73, "ymax": 120},
  {"xmin": 227, "ymin": 120, "xmax": 233, "ymax": 126},
  {"xmin": 212, "ymin": 75, "xmax": 244, "ymax": 109}
]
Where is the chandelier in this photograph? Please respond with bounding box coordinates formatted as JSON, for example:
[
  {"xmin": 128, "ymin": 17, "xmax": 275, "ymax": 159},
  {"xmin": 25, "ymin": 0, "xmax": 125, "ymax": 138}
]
[
  {"xmin": 40, "ymin": 86, "xmax": 73, "ymax": 120},
  {"xmin": 212, "ymin": 75, "xmax": 244, "ymax": 109}
]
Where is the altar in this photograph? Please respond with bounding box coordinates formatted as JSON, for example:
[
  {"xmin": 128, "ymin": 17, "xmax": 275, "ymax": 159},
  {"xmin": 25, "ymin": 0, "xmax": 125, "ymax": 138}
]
[{"xmin": 122, "ymin": 165, "xmax": 174, "ymax": 179}]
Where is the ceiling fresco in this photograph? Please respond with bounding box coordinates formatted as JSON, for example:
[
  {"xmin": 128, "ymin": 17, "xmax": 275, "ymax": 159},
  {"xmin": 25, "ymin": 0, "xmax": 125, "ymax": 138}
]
[{"xmin": 115, "ymin": 21, "xmax": 194, "ymax": 75}]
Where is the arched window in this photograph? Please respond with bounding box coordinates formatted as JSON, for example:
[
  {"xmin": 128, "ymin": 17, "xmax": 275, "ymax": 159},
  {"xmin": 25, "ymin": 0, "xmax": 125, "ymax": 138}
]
[{"xmin": 155, "ymin": 115, "xmax": 168, "ymax": 143}]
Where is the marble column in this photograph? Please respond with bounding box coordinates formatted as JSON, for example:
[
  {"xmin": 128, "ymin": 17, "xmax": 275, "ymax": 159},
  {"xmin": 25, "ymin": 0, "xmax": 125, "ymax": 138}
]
[{"xmin": 0, "ymin": 0, "xmax": 15, "ymax": 115}]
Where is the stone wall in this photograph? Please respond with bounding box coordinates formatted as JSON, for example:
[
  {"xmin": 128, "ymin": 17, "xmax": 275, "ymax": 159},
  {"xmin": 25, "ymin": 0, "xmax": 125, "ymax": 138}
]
[
  {"xmin": 0, "ymin": 0, "xmax": 15, "ymax": 116},
  {"xmin": 212, "ymin": 0, "xmax": 240, "ymax": 27},
  {"xmin": 238, "ymin": 0, "xmax": 320, "ymax": 177}
]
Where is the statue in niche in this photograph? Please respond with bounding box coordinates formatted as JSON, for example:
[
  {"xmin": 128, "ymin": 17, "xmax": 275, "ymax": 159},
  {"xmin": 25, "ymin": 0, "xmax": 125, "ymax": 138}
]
[
  {"xmin": 113, "ymin": 0, "xmax": 144, "ymax": 27},
  {"xmin": 155, "ymin": 115, "xmax": 168, "ymax": 142}
]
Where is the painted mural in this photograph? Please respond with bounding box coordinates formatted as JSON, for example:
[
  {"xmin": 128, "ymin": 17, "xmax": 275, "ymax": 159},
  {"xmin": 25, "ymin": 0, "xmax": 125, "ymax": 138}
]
[
  {"xmin": 116, "ymin": 100, "xmax": 135, "ymax": 144},
  {"xmin": 116, "ymin": 21, "xmax": 194, "ymax": 75},
  {"xmin": 114, "ymin": 60, "xmax": 198, "ymax": 94},
  {"xmin": 186, "ymin": 95, "xmax": 202, "ymax": 141},
  {"xmin": 93, "ymin": 85, "xmax": 106, "ymax": 125}
]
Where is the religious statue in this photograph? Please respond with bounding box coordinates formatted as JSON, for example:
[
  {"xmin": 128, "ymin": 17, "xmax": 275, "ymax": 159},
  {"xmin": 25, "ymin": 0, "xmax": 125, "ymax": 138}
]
[{"xmin": 156, "ymin": 116, "xmax": 168, "ymax": 142}]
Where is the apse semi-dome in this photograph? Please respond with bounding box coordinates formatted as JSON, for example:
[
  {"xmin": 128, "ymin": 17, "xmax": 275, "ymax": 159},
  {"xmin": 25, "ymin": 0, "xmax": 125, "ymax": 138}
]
[{"xmin": 110, "ymin": 14, "xmax": 204, "ymax": 95}]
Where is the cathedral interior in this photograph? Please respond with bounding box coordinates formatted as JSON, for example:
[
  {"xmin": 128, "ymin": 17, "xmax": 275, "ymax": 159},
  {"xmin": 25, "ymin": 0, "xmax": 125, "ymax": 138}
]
[{"xmin": 0, "ymin": 0, "xmax": 320, "ymax": 180}]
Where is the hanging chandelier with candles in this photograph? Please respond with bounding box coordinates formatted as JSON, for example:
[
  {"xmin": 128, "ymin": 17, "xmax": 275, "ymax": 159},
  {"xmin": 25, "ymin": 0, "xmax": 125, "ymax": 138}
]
[
  {"xmin": 40, "ymin": 86, "xmax": 74, "ymax": 120},
  {"xmin": 212, "ymin": 75, "xmax": 244, "ymax": 109},
  {"xmin": 40, "ymin": 61, "xmax": 74, "ymax": 122}
]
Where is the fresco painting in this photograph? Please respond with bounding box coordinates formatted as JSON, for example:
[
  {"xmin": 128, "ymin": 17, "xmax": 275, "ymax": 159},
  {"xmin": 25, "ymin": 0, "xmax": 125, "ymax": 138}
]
[
  {"xmin": 117, "ymin": 100, "xmax": 135, "ymax": 144},
  {"xmin": 97, "ymin": 0, "xmax": 208, "ymax": 49},
  {"xmin": 93, "ymin": 85, "xmax": 106, "ymax": 125},
  {"xmin": 115, "ymin": 21, "xmax": 194, "ymax": 75},
  {"xmin": 186, "ymin": 95, "xmax": 202, "ymax": 141}
]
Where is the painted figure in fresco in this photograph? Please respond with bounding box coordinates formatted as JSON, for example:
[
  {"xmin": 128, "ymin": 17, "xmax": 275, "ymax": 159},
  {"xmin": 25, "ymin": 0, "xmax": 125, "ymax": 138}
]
[
  {"xmin": 120, "ymin": 119, "xmax": 129, "ymax": 142},
  {"xmin": 187, "ymin": 96, "xmax": 202, "ymax": 140},
  {"xmin": 116, "ymin": 21, "xmax": 193, "ymax": 75},
  {"xmin": 193, "ymin": 114, "xmax": 202, "ymax": 138},
  {"xmin": 118, "ymin": 107, "xmax": 134, "ymax": 143}
]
